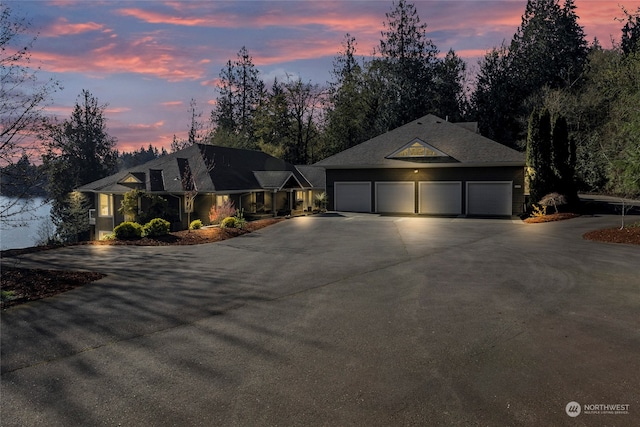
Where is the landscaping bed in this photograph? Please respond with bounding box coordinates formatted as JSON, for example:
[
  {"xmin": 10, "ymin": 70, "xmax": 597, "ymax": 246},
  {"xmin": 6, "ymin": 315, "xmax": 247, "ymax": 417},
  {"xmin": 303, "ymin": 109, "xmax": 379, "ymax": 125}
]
[
  {"xmin": 1, "ymin": 218, "xmax": 283, "ymax": 309},
  {"xmin": 583, "ymin": 226, "xmax": 640, "ymax": 245},
  {"xmin": 523, "ymin": 213, "xmax": 580, "ymax": 223}
]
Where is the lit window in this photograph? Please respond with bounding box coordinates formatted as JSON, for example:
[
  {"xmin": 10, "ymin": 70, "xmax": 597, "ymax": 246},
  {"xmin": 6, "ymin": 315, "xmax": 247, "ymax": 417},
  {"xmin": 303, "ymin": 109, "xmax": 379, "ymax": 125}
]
[
  {"xmin": 98, "ymin": 194, "xmax": 113, "ymax": 217},
  {"xmin": 388, "ymin": 139, "xmax": 446, "ymax": 159},
  {"xmin": 216, "ymin": 194, "xmax": 229, "ymax": 207}
]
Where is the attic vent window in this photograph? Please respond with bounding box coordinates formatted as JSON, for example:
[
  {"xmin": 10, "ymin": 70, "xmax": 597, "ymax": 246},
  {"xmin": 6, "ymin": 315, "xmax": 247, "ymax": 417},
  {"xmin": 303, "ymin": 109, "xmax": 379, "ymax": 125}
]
[
  {"xmin": 389, "ymin": 140, "xmax": 445, "ymax": 159},
  {"xmin": 122, "ymin": 176, "xmax": 139, "ymax": 183}
]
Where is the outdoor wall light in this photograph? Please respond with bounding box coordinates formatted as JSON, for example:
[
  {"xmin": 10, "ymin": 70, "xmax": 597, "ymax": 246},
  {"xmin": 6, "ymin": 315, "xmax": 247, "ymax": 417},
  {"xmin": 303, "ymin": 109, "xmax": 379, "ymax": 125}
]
[{"xmin": 414, "ymin": 169, "xmax": 418, "ymax": 174}]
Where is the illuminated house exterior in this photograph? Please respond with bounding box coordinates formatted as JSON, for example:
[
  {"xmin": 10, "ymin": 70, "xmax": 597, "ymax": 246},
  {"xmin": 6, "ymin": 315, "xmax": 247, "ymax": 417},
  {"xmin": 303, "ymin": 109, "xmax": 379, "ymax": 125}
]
[
  {"xmin": 78, "ymin": 144, "xmax": 325, "ymax": 239},
  {"xmin": 314, "ymin": 114, "xmax": 526, "ymax": 216}
]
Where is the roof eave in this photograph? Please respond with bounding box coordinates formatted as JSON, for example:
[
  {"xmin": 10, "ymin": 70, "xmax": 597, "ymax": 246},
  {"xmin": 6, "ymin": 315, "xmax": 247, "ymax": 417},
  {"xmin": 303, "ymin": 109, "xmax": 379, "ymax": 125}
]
[{"xmin": 321, "ymin": 162, "xmax": 525, "ymax": 169}]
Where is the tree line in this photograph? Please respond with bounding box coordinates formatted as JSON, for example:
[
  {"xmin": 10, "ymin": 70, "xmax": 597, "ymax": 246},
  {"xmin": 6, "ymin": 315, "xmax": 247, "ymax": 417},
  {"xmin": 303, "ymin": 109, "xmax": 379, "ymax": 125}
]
[{"xmin": 2, "ymin": 0, "xmax": 639, "ymax": 241}]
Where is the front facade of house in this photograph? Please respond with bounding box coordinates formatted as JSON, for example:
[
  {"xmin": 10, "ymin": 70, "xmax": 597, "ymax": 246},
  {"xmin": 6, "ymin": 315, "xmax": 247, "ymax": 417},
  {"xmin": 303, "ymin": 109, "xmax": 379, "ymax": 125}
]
[
  {"xmin": 314, "ymin": 115, "xmax": 526, "ymax": 217},
  {"xmin": 79, "ymin": 144, "xmax": 326, "ymax": 240}
]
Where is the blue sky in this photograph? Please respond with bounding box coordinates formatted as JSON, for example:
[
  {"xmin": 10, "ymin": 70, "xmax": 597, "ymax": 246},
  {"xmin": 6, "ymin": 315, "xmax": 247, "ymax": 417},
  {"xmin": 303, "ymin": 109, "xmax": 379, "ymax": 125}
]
[{"xmin": 9, "ymin": 0, "xmax": 639, "ymax": 152}]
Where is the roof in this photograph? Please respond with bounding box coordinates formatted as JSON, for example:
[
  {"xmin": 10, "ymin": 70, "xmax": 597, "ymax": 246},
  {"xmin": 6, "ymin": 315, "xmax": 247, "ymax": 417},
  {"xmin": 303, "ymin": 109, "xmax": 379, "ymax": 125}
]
[
  {"xmin": 314, "ymin": 114, "xmax": 525, "ymax": 169},
  {"xmin": 295, "ymin": 165, "xmax": 326, "ymax": 189},
  {"xmin": 254, "ymin": 171, "xmax": 303, "ymax": 190},
  {"xmin": 78, "ymin": 144, "xmax": 313, "ymax": 194}
]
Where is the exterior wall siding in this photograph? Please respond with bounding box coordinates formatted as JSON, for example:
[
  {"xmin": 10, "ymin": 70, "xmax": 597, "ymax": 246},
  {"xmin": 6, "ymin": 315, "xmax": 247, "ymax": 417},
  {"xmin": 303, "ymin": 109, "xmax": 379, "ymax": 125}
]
[{"xmin": 326, "ymin": 167, "xmax": 525, "ymax": 216}]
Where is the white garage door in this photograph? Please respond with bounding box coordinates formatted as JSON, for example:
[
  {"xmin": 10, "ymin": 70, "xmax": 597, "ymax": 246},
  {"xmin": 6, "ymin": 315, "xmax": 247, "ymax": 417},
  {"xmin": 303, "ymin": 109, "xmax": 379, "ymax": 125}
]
[
  {"xmin": 419, "ymin": 181, "xmax": 462, "ymax": 215},
  {"xmin": 466, "ymin": 181, "xmax": 512, "ymax": 216},
  {"xmin": 375, "ymin": 182, "xmax": 415, "ymax": 213},
  {"xmin": 334, "ymin": 182, "xmax": 371, "ymax": 212}
]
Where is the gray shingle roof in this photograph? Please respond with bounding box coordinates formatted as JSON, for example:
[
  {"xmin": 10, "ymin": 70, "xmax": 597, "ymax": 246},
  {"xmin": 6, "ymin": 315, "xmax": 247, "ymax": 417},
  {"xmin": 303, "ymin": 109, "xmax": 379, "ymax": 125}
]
[
  {"xmin": 78, "ymin": 144, "xmax": 312, "ymax": 194},
  {"xmin": 254, "ymin": 171, "xmax": 301, "ymax": 189},
  {"xmin": 295, "ymin": 165, "xmax": 326, "ymax": 188},
  {"xmin": 314, "ymin": 114, "xmax": 525, "ymax": 168}
]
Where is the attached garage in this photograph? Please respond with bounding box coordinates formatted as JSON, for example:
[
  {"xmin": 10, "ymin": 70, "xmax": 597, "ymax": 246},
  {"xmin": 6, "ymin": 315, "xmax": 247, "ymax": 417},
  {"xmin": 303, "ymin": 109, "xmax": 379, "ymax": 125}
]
[
  {"xmin": 316, "ymin": 115, "xmax": 526, "ymax": 217},
  {"xmin": 419, "ymin": 181, "xmax": 462, "ymax": 215},
  {"xmin": 466, "ymin": 181, "xmax": 512, "ymax": 216},
  {"xmin": 375, "ymin": 182, "xmax": 415, "ymax": 213},
  {"xmin": 334, "ymin": 182, "xmax": 371, "ymax": 212}
]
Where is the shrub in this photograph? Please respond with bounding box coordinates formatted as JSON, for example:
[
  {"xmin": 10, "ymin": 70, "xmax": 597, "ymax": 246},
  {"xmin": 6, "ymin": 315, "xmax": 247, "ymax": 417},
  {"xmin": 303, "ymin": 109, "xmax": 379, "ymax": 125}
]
[
  {"xmin": 539, "ymin": 192, "xmax": 567, "ymax": 214},
  {"xmin": 209, "ymin": 199, "xmax": 236, "ymax": 225},
  {"xmin": 314, "ymin": 191, "xmax": 328, "ymax": 210},
  {"xmin": 220, "ymin": 216, "xmax": 238, "ymax": 228},
  {"xmin": 234, "ymin": 209, "xmax": 246, "ymax": 229},
  {"xmin": 143, "ymin": 218, "xmax": 171, "ymax": 237},
  {"xmin": 190, "ymin": 219, "xmax": 203, "ymax": 230},
  {"xmin": 531, "ymin": 204, "xmax": 547, "ymax": 218},
  {"xmin": 114, "ymin": 221, "xmax": 143, "ymax": 239}
]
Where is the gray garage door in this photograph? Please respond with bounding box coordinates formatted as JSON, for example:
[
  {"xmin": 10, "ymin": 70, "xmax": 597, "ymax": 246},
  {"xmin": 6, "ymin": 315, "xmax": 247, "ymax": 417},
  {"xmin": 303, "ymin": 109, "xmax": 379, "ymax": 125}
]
[
  {"xmin": 418, "ymin": 181, "xmax": 462, "ymax": 215},
  {"xmin": 334, "ymin": 182, "xmax": 371, "ymax": 212},
  {"xmin": 375, "ymin": 182, "xmax": 415, "ymax": 213},
  {"xmin": 466, "ymin": 181, "xmax": 512, "ymax": 216}
]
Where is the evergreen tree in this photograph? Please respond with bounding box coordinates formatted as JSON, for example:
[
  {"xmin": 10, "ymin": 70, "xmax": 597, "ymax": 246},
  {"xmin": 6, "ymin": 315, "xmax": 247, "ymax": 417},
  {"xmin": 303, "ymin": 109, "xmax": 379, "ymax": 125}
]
[
  {"xmin": 371, "ymin": 0, "xmax": 440, "ymax": 129},
  {"xmin": 322, "ymin": 34, "xmax": 367, "ymax": 157},
  {"xmin": 472, "ymin": 0, "xmax": 588, "ymax": 149},
  {"xmin": 187, "ymin": 98, "xmax": 205, "ymax": 145},
  {"xmin": 471, "ymin": 45, "xmax": 520, "ymax": 148},
  {"xmin": 433, "ymin": 49, "xmax": 467, "ymax": 121},
  {"xmin": 43, "ymin": 89, "xmax": 117, "ymax": 242},
  {"xmin": 510, "ymin": 0, "xmax": 588, "ymax": 93},
  {"xmin": 211, "ymin": 46, "xmax": 264, "ymax": 148},
  {"xmin": 254, "ymin": 77, "xmax": 324, "ymax": 164},
  {"xmin": 620, "ymin": 6, "xmax": 640, "ymax": 55},
  {"xmin": 254, "ymin": 78, "xmax": 291, "ymax": 160},
  {"xmin": 551, "ymin": 114, "xmax": 578, "ymax": 204},
  {"xmin": 526, "ymin": 108, "xmax": 554, "ymax": 203},
  {"xmin": 117, "ymin": 145, "xmax": 165, "ymax": 170}
]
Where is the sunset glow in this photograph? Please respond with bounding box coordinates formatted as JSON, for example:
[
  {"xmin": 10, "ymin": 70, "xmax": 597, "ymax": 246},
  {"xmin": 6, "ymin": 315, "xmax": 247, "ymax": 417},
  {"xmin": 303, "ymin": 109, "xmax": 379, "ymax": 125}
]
[{"xmin": 8, "ymin": 0, "xmax": 639, "ymax": 151}]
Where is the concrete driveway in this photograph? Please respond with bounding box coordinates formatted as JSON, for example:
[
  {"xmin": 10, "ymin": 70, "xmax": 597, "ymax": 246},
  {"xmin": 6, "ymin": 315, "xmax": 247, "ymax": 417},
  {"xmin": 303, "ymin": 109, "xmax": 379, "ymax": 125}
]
[{"xmin": 1, "ymin": 214, "xmax": 639, "ymax": 426}]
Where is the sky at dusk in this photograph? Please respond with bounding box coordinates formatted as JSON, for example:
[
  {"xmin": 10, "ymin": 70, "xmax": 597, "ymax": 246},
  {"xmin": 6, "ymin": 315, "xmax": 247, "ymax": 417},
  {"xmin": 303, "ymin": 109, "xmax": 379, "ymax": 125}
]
[{"xmin": 9, "ymin": 0, "xmax": 640, "ymax": 152}]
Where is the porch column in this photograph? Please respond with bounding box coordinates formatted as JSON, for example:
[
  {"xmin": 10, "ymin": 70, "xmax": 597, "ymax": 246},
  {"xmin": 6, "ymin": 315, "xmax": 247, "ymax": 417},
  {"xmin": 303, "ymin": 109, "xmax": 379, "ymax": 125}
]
[{"xmin": 272, "ymin": 189, "xmax": 277, "ymax": 217}]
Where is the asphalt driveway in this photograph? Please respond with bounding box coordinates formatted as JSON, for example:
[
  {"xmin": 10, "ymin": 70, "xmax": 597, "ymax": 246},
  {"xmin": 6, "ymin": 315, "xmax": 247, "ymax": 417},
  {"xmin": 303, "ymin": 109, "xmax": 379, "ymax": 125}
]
[{"xmin": 1, "ymin": 214, "xmax": 639, "ymax": 426}]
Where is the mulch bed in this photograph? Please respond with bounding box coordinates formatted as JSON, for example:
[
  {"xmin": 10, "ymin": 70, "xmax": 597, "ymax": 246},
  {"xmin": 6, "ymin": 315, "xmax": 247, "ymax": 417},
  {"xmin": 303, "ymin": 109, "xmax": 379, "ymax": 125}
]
[
  {"xmin": 1, "ymin": 218, "xmax": 284, "ymax": 309},
  {"xmin": 523, "ymin": 213, "xmax": 581, "ymax": 223},
  {"xmin": 1, "ymin": 268, "xmax": 106, "ymax": 309},
  {"xmin": 522, "ymin": 212, "xmax": 640, "ymax": 244},
  {"xmin": 583, "ymin": 226, "xmax": 640, "ymax": 245}
]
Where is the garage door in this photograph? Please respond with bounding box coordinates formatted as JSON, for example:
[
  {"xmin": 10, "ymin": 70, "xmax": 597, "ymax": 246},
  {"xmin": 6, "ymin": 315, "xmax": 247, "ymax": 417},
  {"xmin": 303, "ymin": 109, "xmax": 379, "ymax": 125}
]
[
  {"xmin": 375, "ymin": 182, "xmax": 415, "ymax": 213},
  {"xmin": 466, "ymin": 181, "xmax": 512, "ymax": 216},
  {"xmin": 334, "ymin": 182, "xmax": 371, "ymax": 212},
  {"xmin": 419, "ymin": 181, "xmax": 462, "ymax": 215}
]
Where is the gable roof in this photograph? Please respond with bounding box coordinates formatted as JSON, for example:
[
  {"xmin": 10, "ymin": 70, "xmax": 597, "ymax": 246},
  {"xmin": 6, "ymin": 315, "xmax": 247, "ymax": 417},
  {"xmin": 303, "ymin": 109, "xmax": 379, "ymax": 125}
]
[
  {"xmin": 314, "ymin": 114, "xmax": 525, "ymax": 169},
  {"xmin": 296, "ymin": 165, "xmax": 326, "ymax": 189},
  {"xmin": 78, "ymin": 144, "xmax": 312, "ymax": 194},
  {"xmin": 253, "ymin": 171, "xmax": 304, "ymax": 190}
]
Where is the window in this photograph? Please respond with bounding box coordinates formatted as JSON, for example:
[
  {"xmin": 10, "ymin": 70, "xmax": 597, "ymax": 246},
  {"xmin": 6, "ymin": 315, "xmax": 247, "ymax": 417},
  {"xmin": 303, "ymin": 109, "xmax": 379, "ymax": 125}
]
[
  {"xmin": 121, "ymin": 175, "xmax": 139, "ymax": 183},
  {"xmin": 98, "ymin": 194, "xmax": 113, "ymax": 217},
  {"xmin": 388, "ymin": 139, "xmax": 448, "ymax": 159},
  {"xmin": 216, "ymin": 194, "xmax": 229, "ymax": 207}
]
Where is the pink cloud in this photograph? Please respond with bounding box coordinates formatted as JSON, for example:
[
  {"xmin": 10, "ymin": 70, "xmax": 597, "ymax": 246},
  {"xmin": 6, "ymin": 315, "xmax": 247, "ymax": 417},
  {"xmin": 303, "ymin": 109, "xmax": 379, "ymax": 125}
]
[
  {"xmin": 161, "ymin": 101, "xmax": 184, "ymax": 107},
  {"xmin": 43, "ymin": 17, "xmax": 105, "ymax": 37},
  {"xmin": 30, "ymin": 36, "xmax": 208, "ymax": 82},
  {"xmin": 116, "ymin": 3, "xmax": 383, "ymax": 34},
  {"xmin": 116, "ymin": 8, "xmax": 222, "ymax": 27},
  {"xmin": 105, "ymin": 107, "xmax": 131, "ymax": 114}
]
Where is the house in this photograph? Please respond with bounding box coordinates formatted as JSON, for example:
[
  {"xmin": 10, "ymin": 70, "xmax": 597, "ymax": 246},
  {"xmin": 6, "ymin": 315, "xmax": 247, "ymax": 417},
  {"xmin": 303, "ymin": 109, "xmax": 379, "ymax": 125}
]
[
  {"xmin": 78, "ymin": 144, "xmax": 326, "ymax": 239},
  {"xmin": 314, "ymin": 114, "xmax": 526, "ymax": 216}
]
